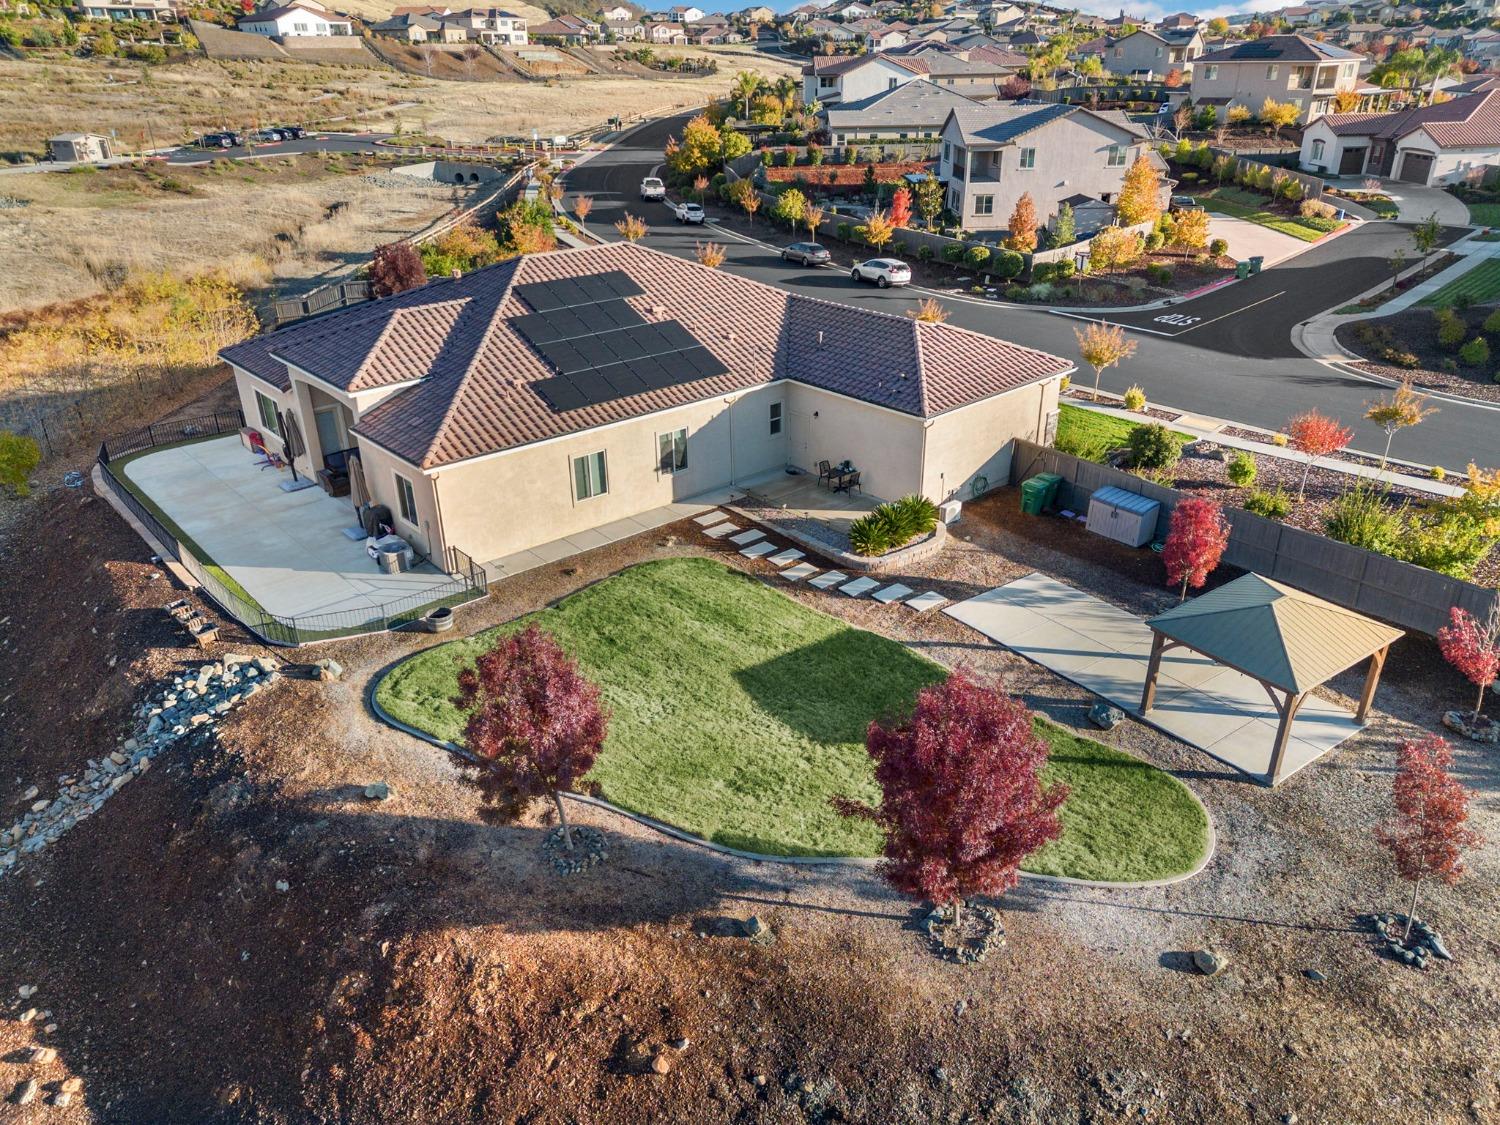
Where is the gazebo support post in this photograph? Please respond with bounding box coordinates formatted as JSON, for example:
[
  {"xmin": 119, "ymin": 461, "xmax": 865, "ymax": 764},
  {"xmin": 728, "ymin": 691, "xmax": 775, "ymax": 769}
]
[
  {"xmin": 1267, "ymin": 690, "xmax": 1305, "ymax": 787},
  {"xmin": 1356, "ymin": 644, "xmax": 1389, "ymax": 725},
  {"xmin": 1140, "ymin": 630, "xmax": 1166, "ymax": 713}
]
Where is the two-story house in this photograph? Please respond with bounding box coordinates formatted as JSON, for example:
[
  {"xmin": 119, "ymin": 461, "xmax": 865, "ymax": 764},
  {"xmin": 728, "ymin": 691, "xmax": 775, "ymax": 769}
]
[
  {"xmin": 937, "ymin": 102, "xmax": 1156, "ymax": 235},
  {"xmin": 802, "ymin": 52, "xmax": 921, "ymax": 104},
  {"xmin": 237, "ymin": 0, "xmax": 352, "ymax": 37},
  {"xmin": 1191, "ymin": 35, "xmax": 1363, "ymax": 123},
  {"xmin": 1101, "ymin": 27, "xmax": 1204, "ymax": 79},
  {"xmin": 444, "ymin": 7, "xmax": 527, "ymax": 44}
]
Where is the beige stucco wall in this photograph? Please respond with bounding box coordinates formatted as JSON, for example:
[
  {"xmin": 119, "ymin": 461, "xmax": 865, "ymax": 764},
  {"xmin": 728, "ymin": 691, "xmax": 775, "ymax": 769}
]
[
  {"xmin": 231, "ymin": 366, "xmax": 296, "ymax": 458},
  {"xmin": 426, "ymin": 385, "xmax": 789, "ymax": 564},
  {"xmin": 920, "ymin": 376, "xmax": 1060, "ymax": 502},
  {"xmin": 783, "ymin": 384, "xmax": 925, "ymax": 501},
  {"xmin": 355, "ymin": 437, "xmax": 441, "ymax": 558}
]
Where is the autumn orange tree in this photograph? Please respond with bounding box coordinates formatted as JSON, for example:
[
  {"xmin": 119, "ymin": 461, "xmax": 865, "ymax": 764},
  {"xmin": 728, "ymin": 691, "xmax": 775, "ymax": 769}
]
[
  {"xmin": 1116, "ymin": 155, "xmax": 1163, "ymax": 226},
  {"xmin": 1285, "ymin": 410, "xmax": 1353, "ymax": 503},
  {"xmin": 1364, "ymin": 380, "xmax": 1437, "ymax": 469},
  {"xmin": 1376, "ymin": 735, "xmax": 1482, "ymax": 943},
  {"xmin": 858, "ymin": 210, "xmax": 895, "ymax": 252},
  {"xmin": 805, "ymin": 205, "xmax": 824, "ymax": 241},
  {"xmin": 889, "ymin": 185, "xmax": 913, "ymax": 228},
  {"xmin": 1162, "ymin": 497, "xmax": 1230, "ymax": 601},
  {"xmin": 1006, "ymin": 192, "xmax": 1038, "ymax": 253},
  {"xmin": 572, "ymin": 194, "xmax": 593, "ymax": 223},
  {"xmin": 614, "ymin": 213, "xmax": 648, "ymax": 242},
  {"xmin": 1073, "ymin": 320, "xmax": 1138, "ymax": 401}
]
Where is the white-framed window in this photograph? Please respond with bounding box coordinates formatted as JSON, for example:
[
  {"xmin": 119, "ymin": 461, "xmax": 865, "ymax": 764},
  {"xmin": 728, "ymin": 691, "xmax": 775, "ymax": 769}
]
[
  {"xmin": 657, "ymin": 428, "xmax": 687, "ymax": 474},
  {"xmin": 394, "ymin": 472, "xmax": 418, "ymax": 525},
  {"xmin": 1112, "ymin": 47, "xmax": 1121, "ymax": 57},
  {"xmin": 1311, "ymin": 138, "xmax": 1326, "ymax": 160},
  {"xmin": 769, "ymin": 401, "xmax": 783, "ymax": 435},
  {"xmin": 942, "ymin": 140, "xmax": 951, "ymax": 163},
  {"xmin": 974, "ymin": 193, "xmax": 994, "ymax": 215},
  {"xmin": 1019, "ymin": 146, "xmax": 1036, "ymax": 169},
  {"xmin": 1106, "ymin": 144, "xmax": 1128, "ymax": 167},
  {"xmin": 1154, "ymin": 45, "xmax": 1162, "ymax": 57},
  {"xmin": 254, "ymin": 390, "xmax": 281, "ymax": 437},
  {"xmin": 1204, "ymin": 64, "xmax": 1218, "ymax": 80},
  {"xmin": 573, "ymin": 449, "xmax": 608, "ymax": 500},
  {"xmin": 1266, "ymin": 64, "xmax": 1279, "ymax": 80}
]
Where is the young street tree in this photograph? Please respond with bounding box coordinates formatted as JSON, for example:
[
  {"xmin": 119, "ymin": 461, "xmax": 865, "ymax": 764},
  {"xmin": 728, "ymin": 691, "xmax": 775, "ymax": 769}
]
[
  {"xmin": 1364, "ymin": 380, "xmax": 1437, "ymax": 469},
  {"xmin": 834, "ymin": 671, "xmax": 1068, "ymax": 932},
  {"xmin": 1376, "ymin": 735, "xmax": 1482, "ymax": 943},
  {"xmin": 453, "ymin": 625, "xmax": 609, "ymax": 853},
  {"xmin": 773, "ymin": 186, "xmax": 807, "ymax": 229},
  {"xmin": 1437, "ymin": 604, "xmax": 1500, "ymax": 724},
  {"xmin": 915, "ymin": 175, "xmax": 944, "ymax": 229},
  {"xmin": 1285, "ymin": 409, "xmax": 1353, "ymax": 503},
  {"xmin": 572, "ymin": 194, "xmax": 593, "ymax": 223},
  {"xmin": 1412, "ymin": 211, "xmax": 1443, "ymax": 271},
  {"xmin": 1116, "ymin": 154, "xmax": 1163, "ymax": 226},
  {"xmin": 805, "ymin": 205, "xmax": 824, "ymax": 242},
  {"xmin": 859, "ymin": 210, "xmax": 895, "ymax": 253},
  {"xmin": 694, "ymin": 240, "xmax": 727, "ymax": 268},
  {"xmin": 1006, "ymin": 192, "xmax": 1038, "ymax": 253},
  {"xmin": 614, "ymin": 213, "xmax": 648, "ymax": 242},
  {"xmin": 1162, "ymin": 497, "xmax": 1230, "ymax": 601},
  {"xmin": 889, "ymin": 185, "xmax": 913, "ymax": 229},
  {"xmin": 370, "ymin": 240, "xmax": 427, "ymax": 296},
  {"xmin": 1073, "ymin": 320, "xmax": 1138, "ymax": 402}
]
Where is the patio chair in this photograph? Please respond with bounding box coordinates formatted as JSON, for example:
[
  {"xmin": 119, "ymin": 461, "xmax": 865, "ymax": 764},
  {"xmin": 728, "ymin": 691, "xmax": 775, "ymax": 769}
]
[
  {"xmin": 844, "ymin": 471, "xmax": 862, "ymax": 495},
  {"xmin": 817, "ymin": 460, "xmax": 834, "ymax": 489},
  {"xmin": 317, "ymin": 447, "xmax": 355, "ymax": 497}
]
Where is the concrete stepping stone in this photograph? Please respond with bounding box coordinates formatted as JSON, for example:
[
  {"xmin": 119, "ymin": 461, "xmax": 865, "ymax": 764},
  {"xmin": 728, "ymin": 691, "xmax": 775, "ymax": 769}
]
[
  {"xmin": 905, "ymin": 591, "xmax": 949, "ymax": 613},
  {"xmin": 729, "ymin": 529, "xmax": 766, "ymax": 546},
  {"xmin": 693, "ymin": 511, "xmax": 726, "ymax": 526},
  {"xmin": 873, "ymin": 583, "xmax": 912, "ymax": 604},
  {"xmin": 740, "ymin": 541, "xmax": 776, "ymax": 558},
  {"xmin": 767, "ymin": 548, "xmax": 805, "ymax": 566},
  {"xmin": 808, "ymin": 570, "xmax": 848, "ymax": 590},
  {"xmin": 781, "ymin": 562, "xmax": 819, "ymax": 581},
  {"xmin": 840, "ymin": 576, "xmax": 881, "ymax": 598},
  {"xmin": 702, "ymin": 522, "xmax": 739, "ymax": 539}
]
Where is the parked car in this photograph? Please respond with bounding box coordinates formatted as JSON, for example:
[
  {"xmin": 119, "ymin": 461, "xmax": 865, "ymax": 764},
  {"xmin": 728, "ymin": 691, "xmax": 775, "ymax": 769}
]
[
  {"xmin": 780, "ymin": 241, "xmax": 831, "ymax": 266},
  {"xmin": 673, "ymin": 201, "xmax": 706, "ymax": 225},
  {"xmin": 849, "ymin": 258, "xmax": 911, "ymax": 288},
  {"xmin": 251, "ymin": 128, "xmax": 286, "ymax": 143},
  {"xmin": 197, "ymin": 132, "xmax": 242, "ymax": 149},
  {"xmin": 275, "ymin": 125, "xmax": 306, "ymax": 139},
  {"xmin": 1170, "ymin": 194, "xmax": 1204, "ymax": 213},
  {"xmin": 640, "ymin": 176, "xmax": 666, "ymax": 201}
]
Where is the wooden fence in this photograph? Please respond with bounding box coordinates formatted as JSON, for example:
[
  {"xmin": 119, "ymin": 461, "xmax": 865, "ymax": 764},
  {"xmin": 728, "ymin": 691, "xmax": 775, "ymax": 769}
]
[{"xmin": 1009, "ymin": 439, "xmax": 1497, "ymax": 638}]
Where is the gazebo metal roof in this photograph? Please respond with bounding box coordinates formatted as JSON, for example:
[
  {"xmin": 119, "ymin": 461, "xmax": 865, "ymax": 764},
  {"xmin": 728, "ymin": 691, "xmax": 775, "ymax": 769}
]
[{"xmin": 1146, "ymin": 575, "xmax": 1403, "ymax": 695}]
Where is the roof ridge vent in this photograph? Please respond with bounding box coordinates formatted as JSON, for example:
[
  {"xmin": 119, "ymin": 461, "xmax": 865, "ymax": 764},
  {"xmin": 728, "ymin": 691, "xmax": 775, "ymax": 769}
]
[{"xmin": 817, "ymin": 330, "xmax": 825, "ymax": 347}]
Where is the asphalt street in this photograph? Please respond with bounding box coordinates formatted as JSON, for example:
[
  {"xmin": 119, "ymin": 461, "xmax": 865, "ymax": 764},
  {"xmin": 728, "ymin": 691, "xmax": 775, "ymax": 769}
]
[
  {"xmin": 565, "ymin": 113, "xmax": 1500, "ymax": 468},
  {"xmin": 163, "ymin": 132, "xmax": 396, "ymax": 164}
]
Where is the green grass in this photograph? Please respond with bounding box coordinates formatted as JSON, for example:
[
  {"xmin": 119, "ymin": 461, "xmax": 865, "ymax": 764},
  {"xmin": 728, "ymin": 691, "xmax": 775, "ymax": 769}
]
[
  {"xmin": 1417, "ymin": 258, "xmax": 1500, "ymax": 308},
  {"xmin": 1199, "ymin": 190, "xmax": 1334, "ymax": 243},
  {"xmin": 1055, "ymin": 403, "xmax": 1192, "ymax": 457},
  {"xmin": 375, "ymin": 558, "xmax": 1210, "ymax": 880},
  {"xmin": 1465, "ymin": 202, "xmax": 1500, "ymax": 227}
]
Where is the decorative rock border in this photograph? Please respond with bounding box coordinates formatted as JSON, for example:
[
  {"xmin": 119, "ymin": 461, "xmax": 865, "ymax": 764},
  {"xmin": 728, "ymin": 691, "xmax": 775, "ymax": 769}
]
[
  {"xmin": 542, "ymin": 824, "xmax": 608, "ymax": 875},
  {"xmin": 725, "ymin": 502, "xmax": 949, "ymax": 574},
  {"xmin": 1, "ymin": 655, "xmax": 280, "ymax": 877},
  {"xmin": 924, "ymin": 903, "xmax": 1005, "ymax": 964}
]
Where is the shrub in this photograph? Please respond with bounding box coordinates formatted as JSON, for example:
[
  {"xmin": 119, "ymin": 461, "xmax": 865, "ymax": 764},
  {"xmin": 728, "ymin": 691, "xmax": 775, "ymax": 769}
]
[
  {"xmin": 964, "ymin": 244, "xmax": 991, "ymax": 269},
  {"xmin": 1382, "ymin": 347, "xmax": 1422, "ymax": 369},
  {"xmin": 1483, "ymin": 309, "xmax": 1500, "ymax": 334},
  {"xmin": 1126, "ymin": 423, "xmax": 1181, "ymax": 472},
  {"xmin": 1436, "ymin": 307, "xmax": 1466, "ymax": 350},
  {"xmin": 1050, "ymin": 259, "xmax": 1075, "ymax": 282},
  {"xmin": 848, "ymin": 494, "xmax": 939, "ymax": 555},
  {"xmin": 1146, "ymin": 264, "xmax": 1174, "ymax": 285},
  {"xmin": 941, "ymin": 243, "xmax": 967, "ymax": 264},
  {"xmin": 836, "ymin": 221, "xmax": 852, "ymax": 241},
  {"xmin": 1209, "ymin": 237, "xmax": 1229, "ymax": 257},
  {"xmin": 915, "ymin": 243, "xmax": 933, "ymax": 261},
  {"xmin": 1296, "ymin": 214, "xmax": 1339, "ymax": 233},
  {"xmin": 1324, "ymin": 482, "xmax": 1407, "ymax": 554},
  {"xmin": 1300, "ymin": 199, "xmax": 1337, "ymax": 220},
  {"xmin": 1122, "ymin": 383, "xmax": 1147, "ymax": 412},
  {"xmin": 1243, "ymin": 486, "xmax": 1292, "ymax": 520},
  {"xmin": 1144, "ymin": 231, "xmax": 1165, "ymax": 252},
  {"xmin": 0, "ymin": 432, "xmax": 40, "ymax": 497},
  {"xmin": 1431, "ymin": 465, "xmax": 1447, "ymax": 481},
  {"xmin": 991, "ymin": 248, "xmax": 1024, "ymax": 279},
  {"xmin": 1053, "ymin": 430, "xmax": 1109, "ymax": 462},
  {"xmin": 1460, "ymin": 336, "xmax": 1491, "ymax": 366},
  {"xmin": 1226, "ymin": 450, "xmax": 1257, "ymax": 487}
]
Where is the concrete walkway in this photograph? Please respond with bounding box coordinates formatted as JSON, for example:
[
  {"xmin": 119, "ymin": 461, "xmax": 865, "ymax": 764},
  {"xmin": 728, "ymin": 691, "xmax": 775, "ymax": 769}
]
[
  {"xmin": 483, "ymin": 497, "xmax": 720, "ymax": 579},
  {"xmin": 943, "ymin": 574, "xmax": 1364, "ymax": 785}
]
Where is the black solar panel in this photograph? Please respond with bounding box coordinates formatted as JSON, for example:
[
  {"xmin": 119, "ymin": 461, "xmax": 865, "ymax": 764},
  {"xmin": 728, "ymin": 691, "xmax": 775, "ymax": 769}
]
[{"xmin": 511, "ymin": 270, "xmax": 729, "ymax": 413}]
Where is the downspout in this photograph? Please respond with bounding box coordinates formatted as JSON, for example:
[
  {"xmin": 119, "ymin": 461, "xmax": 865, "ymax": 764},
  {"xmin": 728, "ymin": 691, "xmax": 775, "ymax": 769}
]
[
  {"xmin": 430, "ymin": 471, "xmax": 448, "ymax": 569},
  {"xmin": 724, "ymin": 394, "xmax": 737, "ymax": 485}
]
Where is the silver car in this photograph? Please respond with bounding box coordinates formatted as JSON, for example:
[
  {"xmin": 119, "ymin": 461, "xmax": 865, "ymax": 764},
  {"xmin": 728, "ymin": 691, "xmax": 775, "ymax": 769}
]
[
  {"xmin": 850, "ymin": 258, "xmax": 911, "ymax": 288},
  {"xmin": 781, "ymin": 241, "xmax": 831, "ymax": 266}
]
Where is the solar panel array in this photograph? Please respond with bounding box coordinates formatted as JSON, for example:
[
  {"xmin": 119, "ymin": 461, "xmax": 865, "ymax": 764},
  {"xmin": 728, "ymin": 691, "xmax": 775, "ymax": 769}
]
[{"xmin": 512, "ymin": 270, "xmax": 729, "ymax": 413}]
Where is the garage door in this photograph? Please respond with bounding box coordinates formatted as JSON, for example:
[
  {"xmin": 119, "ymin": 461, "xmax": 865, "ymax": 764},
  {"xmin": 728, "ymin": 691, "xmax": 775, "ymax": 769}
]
[
  {"xmin": 1398, "ymin": 152, "xmax": 1434, "ymax": 184},
  {"xmin": 1339, "ymin": 146, "xmax": 1368, "ymax": 175}
]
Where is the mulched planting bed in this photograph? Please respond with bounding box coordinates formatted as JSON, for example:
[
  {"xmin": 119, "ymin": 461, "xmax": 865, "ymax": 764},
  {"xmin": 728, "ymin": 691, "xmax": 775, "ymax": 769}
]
[{"xmin": 1335, "ymin": 306, "xmax": 1500, "ymax": 405}]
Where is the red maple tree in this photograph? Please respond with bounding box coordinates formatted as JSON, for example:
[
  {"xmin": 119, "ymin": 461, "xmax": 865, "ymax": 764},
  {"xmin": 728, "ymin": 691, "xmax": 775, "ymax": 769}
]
[
  {"xmin": 999, "ymin": 75, "xmax": 1031, "ymax": 99},
  {"xmin": 889, "ymin": 186, "xmax": 913, "ymax": 229},
  {"xmin": 1163, "ymin": 497, "xmax": 1231, "ymax": 601},
  {"xmin": 1376, "ymin": 735, "xmax": 1483, "ymax": 941},
  {"xmin": 369, "ymin": 241, "xmax": 427, "ymax": 297},
  {"xmin": 453, "ymin": 625, "xmax": 609, "ymax": 852},
  {"xmin": 835, "ymin": 671, "xmax": 1068, "ymax": 929},
  {"xmin": 1437, "ymin": 604, "xmax": 1500, "ymax": 722},
  {"xmin": 1285, "ymin": 410, "xmax": 1354, "ymax": 503}
]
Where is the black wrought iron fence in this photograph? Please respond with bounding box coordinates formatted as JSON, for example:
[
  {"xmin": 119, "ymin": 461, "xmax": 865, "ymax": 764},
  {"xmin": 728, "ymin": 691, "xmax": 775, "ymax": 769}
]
[{"xmin": 99, "ymin": 410, "xmax": 246, "ymax": 463}]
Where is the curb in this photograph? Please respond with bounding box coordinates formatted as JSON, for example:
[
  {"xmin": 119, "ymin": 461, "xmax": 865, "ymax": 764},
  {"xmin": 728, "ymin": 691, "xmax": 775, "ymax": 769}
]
[{"xmin": 366, "ymin": 633, "xmax": 1217, "ymax": 889}]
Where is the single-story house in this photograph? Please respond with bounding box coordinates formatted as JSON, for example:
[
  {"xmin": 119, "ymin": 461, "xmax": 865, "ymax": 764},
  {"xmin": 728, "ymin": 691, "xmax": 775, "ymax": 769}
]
[
  {"xmin": 530, "ymin": 13, "xmax": 598, "ymax": 41},
  {"xmin": 48, "ymin": 133, "xmax": 114, "ymax": 163},
  {"xmin": 824, "ymin": 78, "xmax": 982, "ymax": 144},
  {"xmin": 76, "ymin": 0, "xmax": 174, "ymax": 18},
  {"xmin": 237, "ymin": 2, "xmax": 353, "ymax": 36},
  {"xmin": 220, "ymin": 242, "xmax": 1073, "ymax": 570},
  {"xmin": 1299, "ymin": 90, "xmax": 1500, "ymax": 185},
  {"xmin": 604, "ymin": 17, "xmax": 644, "ymax": 38}
]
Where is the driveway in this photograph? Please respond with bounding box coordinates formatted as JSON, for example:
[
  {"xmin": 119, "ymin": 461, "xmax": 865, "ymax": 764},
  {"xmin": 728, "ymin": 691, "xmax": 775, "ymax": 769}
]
[
  {"xmin": 1367, "ymin": 177, "xmax": 1470, "ymax": 225},
  {"xmin": 1207, "ymin": 214, "xmax": 1311, "ymax": 269},
  {"xmin": 120, "ymin": 436, "xmax": 456, "ymax": 620}
]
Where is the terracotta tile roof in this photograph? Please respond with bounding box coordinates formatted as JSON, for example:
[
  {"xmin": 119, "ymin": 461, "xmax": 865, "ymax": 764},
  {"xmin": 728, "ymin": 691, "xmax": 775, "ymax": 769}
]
[
  {"xmin": 1319, "ymin": 91, "xmax": 1500, "ymax": 147},
  {"xmin": 225, "ymin": 242, "xmax": 1072, "ymax": 470}
]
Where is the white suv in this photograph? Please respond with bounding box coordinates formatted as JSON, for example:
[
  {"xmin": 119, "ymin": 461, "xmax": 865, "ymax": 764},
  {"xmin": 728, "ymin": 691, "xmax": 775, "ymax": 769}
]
[
  {"xmin": 640, "ymin": 176, "xmax": 666, "ymax": 200},
  {"xmin": 673, "ymin": 201, "xmax": 706, "ymax": 224},
  {"xmin": 850, "ymin": 258, "xmax": 912, "ymax": 288}
]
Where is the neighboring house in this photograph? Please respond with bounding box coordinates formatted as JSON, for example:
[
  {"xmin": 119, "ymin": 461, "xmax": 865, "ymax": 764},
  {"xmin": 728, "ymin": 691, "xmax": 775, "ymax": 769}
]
[
  {"xmin": 824, "ymin": 78, "xmax": 983, "ymax": 143},
  {"xmin": 237, "ymin": 3, "xmax": 353, "ymax": 36},
  {"xmin": 846, "ymin": 18, "xmax": 907, "ymax": 49},
  {"xmin": 75, "ymin": 0, "xmax": 173, "ymax": 18},
  {"xmin": 48, "ymin": 133, "xmax": 114, "ymax": 162},
  {"xmin": 804, "ymin": 17, "xmax": 859, "ymax": 42},
  {"xmin": 643, "ymin": 20, "xmax": 687, "ymax": 42},
  {"xmin": 604, "ymin": 17, "xmax": 644, "ymax": 37},
  {"xmin": 666, "ymin": 3, "xmax": 702, "ymax": 20},
  {"xmin": 739, "ymin": 4, "xmax": 775, "ymax": 21},
  {"xmin": 371, "ymin": 12, "xmax": 455, "ymax": 40},
  {"xmin": 977, "ymin": 2, "xmax": 1024, "ymax": 26},
  {"xmin": 444, "ymin": 8, "xmax": 528, "ymax": 44},
  {"xmin": 220, "ymin": 242, "xmax": 1072, "ymax": 569},
  {"xmin": 1192, "ymin": 35, "xmax": 1363, "ymax": 123},
  {"xmin": 938, "ymin": 101, "xmax": 1156, "ymax": 233},
  {"xmin": 599, "ymin": 4, "xmax": 634, "ymax": 18},
  {"xmin": 827, "ymin": 0, "xmax": 874, "ymax": 17},
  {"xmin": 1101, "ymin": 27, "xmax": 1204, "ymax": 79},
  {"xmin": 690, "ymin": 25, "xmax": 741, "ymax": 42},
  {"xmin": 1300, "ymin": 90, "xmax": 1500, "ymax": 184},
  {"xmin": 531, "ymin": 13, "xmax": 598, "ymax": 41},
  {"xmin": 1156, "ymin": 11, "xmax": 1200, "ymax": 30}
]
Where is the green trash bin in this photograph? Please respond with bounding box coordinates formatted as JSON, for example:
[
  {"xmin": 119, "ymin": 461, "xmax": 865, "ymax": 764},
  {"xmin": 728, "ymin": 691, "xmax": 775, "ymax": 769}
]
[
  {"xmin": 1020, "ymin": 472, "xmax": 1063, "ymax": 515},
  {"xmin": 1235, "ymin": 260, "xmax": 1251, "ymax": 280},
  {"xmin": 1248, "ymin": 255, "xmax": 1265, "ymax": 275}
]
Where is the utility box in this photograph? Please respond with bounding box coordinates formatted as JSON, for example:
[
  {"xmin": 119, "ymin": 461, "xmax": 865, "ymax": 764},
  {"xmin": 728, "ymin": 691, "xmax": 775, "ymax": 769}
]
[
  {"xmin": 1086, "ymin": 486, "xmax": 1160, "ymax": 548},
  {"xmin": 940, "ymin": 499, "xmax": 963, "ymax": 525}
]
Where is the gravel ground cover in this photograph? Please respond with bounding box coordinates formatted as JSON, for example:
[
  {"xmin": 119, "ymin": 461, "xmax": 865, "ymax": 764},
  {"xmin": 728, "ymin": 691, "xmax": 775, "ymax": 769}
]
[{"xmin": 1335, "ymin": 306, "xmax": 1500, "ymax": 405}]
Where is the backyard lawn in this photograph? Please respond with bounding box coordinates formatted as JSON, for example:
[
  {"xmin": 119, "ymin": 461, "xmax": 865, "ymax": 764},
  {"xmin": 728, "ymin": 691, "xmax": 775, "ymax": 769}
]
[
  {"xmin": 376, "ymin": 558, "xmax": 1210, "ymax": 880},
  {"xmin": 1056, "ymin": 403, "xmax": 1194, "ymax": 459},
  {"xmin": 1200, "ymin": 188, "xmax": 1335, "ymax": 243},
  {"xmin": 1417, "ymin": 258, "xmax": 1500, "ymax": 308}
]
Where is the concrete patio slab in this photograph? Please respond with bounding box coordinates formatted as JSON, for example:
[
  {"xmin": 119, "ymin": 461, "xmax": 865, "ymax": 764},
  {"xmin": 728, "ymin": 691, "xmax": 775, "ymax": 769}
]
[
  {"xmin": 767, "ymin": 548, "xmax": 805, "ymax": 566},
  {"xmin": 808, "ymin": 570, "xmax": 848, "ymax": 589},
  {"xmin": 943, "ymin": 572, "xmax": 1366, "ymax": 784},
  {"xmin": 905, "ymin": 591, "xmax": 949, "ymax": 613},
  {"xmin": 120, "ymin": 436, "xmax": 456, "ymax": 621},
  {"xmin": 693, "ymin": 511, "xmax": 726, "ymax": 526},
  {"xmin": 781, "ymin": 562, "xmax": 819, "ymax": 581},
  {"xmin": 839, "ymin": 576, "xmax": 880, "ymax": 597},
  {"xmin": 701, "ymin": 522, "xmax": 740, "ymax": 539},
  {"xmin": 729, "ymin": 529, "xmax": 765, "ymax": 545}
]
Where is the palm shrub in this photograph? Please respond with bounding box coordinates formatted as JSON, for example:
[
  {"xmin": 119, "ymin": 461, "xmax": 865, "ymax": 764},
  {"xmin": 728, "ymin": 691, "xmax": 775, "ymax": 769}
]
[
  {"xmin": 847, "ymin": 495, "xmax": 939, "ymax": 555},
  {"xmin": 1226, "ymin": 450, "xmax": 1257, "ymax": 487},
  {"xmin": 1126, "ymin": 423, "xmax": 1182, "ymax": 472}
]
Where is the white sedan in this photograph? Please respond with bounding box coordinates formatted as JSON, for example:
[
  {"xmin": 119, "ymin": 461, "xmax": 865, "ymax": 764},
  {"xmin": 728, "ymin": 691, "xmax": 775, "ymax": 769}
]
[{"xmin": 850, "ymin": 258, "xmax": 912, "ymax": 288}]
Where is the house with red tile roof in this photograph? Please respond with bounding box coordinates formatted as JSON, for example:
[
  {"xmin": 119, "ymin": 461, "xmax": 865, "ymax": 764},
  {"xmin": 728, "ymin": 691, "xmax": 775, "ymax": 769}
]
[
  {"xmin": 220, "ymin": 243, "xmax": 1072, "ymax": 568},
  {"xmin": 1299, "ymin": 90, "xmax": 1500, "ymax": 185}
]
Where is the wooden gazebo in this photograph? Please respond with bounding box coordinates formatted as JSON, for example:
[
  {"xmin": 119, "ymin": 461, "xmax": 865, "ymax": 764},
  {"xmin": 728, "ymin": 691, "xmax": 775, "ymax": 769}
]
[{"xmin": 1140, "ymin": 575, "xmax": 1405, "ymax": 786}]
